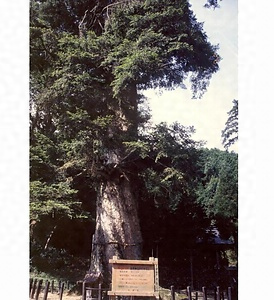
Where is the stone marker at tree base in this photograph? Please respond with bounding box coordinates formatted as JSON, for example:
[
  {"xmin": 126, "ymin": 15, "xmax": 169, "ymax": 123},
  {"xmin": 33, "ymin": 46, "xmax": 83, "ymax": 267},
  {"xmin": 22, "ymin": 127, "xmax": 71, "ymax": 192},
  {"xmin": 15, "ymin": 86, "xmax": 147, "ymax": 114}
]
[{"xmin": 108, "ymin": 256, "xmax": 159, "ymax": 299}]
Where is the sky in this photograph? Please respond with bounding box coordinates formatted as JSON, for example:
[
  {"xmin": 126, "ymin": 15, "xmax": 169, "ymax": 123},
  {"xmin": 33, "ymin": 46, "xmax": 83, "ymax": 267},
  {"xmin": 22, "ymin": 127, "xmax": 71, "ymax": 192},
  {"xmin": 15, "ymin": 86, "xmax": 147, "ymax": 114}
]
[{"xmin": 143, "ymin": 0, "xmax": 238, "ymax": 151}]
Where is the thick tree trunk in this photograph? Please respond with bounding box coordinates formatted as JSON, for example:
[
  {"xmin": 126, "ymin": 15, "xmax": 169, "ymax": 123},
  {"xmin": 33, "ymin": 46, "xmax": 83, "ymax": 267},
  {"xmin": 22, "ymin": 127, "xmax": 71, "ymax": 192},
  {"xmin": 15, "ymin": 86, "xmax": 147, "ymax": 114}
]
[
  {"xmin": 89, "ymin": 178, "xmax": 142, "ymax": 284},
  {"xmin": 87, "ymin": 84, "xmax": 142, "ymax": 285}
]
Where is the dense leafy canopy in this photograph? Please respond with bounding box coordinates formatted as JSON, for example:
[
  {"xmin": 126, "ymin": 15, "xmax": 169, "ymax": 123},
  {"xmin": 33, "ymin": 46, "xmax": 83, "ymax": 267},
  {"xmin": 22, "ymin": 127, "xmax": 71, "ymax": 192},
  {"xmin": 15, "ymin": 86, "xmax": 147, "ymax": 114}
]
[{"xmin": 101, "ymin": 0, "xmax": 220, "ymax": 98}]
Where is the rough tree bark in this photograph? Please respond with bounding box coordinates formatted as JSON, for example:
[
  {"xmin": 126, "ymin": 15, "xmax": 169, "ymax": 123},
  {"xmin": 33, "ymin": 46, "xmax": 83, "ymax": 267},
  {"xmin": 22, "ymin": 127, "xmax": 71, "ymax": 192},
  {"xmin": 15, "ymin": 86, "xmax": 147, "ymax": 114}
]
[{"xmin": 89, "ymin": 178, "xmax": 142, "ymax": 284}]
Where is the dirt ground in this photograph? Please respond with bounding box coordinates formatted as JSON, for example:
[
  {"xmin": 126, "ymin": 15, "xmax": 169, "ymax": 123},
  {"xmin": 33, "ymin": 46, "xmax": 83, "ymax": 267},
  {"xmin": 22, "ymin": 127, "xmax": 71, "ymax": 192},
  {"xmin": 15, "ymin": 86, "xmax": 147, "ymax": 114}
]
[
  {"xmin": 33, "ymin": 292, "xmax": 217, "ymax": 300},
  {"xmin": 32, "ymin": 288, "xmax": 218, "ymax": 300},
  {"xmin": 33, "ymin": 294, "xmax": 82, "ymax": 300}
]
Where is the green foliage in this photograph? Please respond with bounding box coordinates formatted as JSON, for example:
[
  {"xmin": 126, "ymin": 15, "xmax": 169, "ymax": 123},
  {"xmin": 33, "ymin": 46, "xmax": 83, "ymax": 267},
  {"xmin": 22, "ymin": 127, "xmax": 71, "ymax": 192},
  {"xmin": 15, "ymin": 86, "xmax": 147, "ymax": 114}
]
[
  {"xmin": 30, "ymin": 0, "xmax": 220, "ymax": 179},
  {"xmin": 123, "ymin": 140, "xmax": 150, "ymax": 159},
  {"xmin": 204, "ymin": 0, "xmax": 222, "ymax": 9},
  {"xmin": 196, "ymin": 148, "xmax": 238, "ymax": 240},
  {"xmin": 30, "ymin": 181, "xmax": 81, "ymax": 220},
  {"xmin": 30, "ymin": 26, "xmax": 58, "ymax": 73},
  {"xmin": 30, "ymin": 131, "xmax": 58, "ymax": 181},
  {"xmin": 137, "ymin": 122, "xmax": 210, "ymax": 262},
  {"xmin": 222, "ymin": 99, "xmax": 238, "ymax": 150},
  {"xmin": 102, "ymin": 0, "xmax": 220, "ymax": 98},
  {"xmin": 139, "ymin": 122, "xmax": 204, "ymax": 213}
]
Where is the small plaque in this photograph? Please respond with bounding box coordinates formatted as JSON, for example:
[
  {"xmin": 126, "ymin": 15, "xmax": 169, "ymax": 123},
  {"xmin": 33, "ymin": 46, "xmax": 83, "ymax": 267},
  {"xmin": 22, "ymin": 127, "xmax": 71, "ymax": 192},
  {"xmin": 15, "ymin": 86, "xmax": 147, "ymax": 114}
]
[{"xmin": 108, "ymin": 257, "xmax": 159, "ymax": 297}]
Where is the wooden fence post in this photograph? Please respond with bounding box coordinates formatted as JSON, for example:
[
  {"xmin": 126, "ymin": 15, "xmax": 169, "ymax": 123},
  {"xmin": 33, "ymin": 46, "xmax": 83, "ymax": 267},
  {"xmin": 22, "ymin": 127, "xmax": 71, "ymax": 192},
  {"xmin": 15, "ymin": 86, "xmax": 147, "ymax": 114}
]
[
  {"xmin": 51, "ymin": 280, "xmax": 54, "ymax": 293},
  {"xmin": 202, "ymin": 286, "xmax": 207, "ymax": 300},
  {"xmin": 35, "ymin": 279, "xmax": 43, "ymax": 300},
  {"xmin": 30, "ymin": 278, "xmax": 33, "ymax": 295},
  {"xmin": 30, "ymin": 278, "xmax": 37, "ymax": 299},
  {"xmin": 187, "ymin": 286, "xmax": 192, "ymax": 300},
  {"xmin": 59, "ymin": 280, "xmax": 62, "ymax": 294},
  {"xmin": 222, "ymin": 291, "xmax": 225, "ymax": 300},
  {"xmin": 82, "ymin": 281, "xmax": 86, "ymax": 300},
  {"xmin": 43, "ymin": 281, "xmax": 50, "ymax": 300},
  {"xmin": 98, "ymin": 283, "xmax": 102, "ymax": 300},
  {"xmin": 170, "ymin": 285, "xmax": 175, "ymax": 300},
  {"xmin": 216, "ymin": 286, "xmax": 220, "ymax": 300},
  {"xmin": 59, "ymin": 282, "xmax": 65, "ymax": 300},
  {"xmin": 227, "ymin": 287, "xmax": 232, "ymax": 300}
]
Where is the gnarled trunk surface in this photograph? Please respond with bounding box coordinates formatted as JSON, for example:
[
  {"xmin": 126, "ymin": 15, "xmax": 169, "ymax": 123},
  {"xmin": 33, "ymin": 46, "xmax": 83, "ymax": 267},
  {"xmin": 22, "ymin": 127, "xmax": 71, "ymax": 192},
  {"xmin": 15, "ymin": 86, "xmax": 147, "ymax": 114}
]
[{"xmin": 89, "ymin": 176, "xmax": 142, "ymax": 284}]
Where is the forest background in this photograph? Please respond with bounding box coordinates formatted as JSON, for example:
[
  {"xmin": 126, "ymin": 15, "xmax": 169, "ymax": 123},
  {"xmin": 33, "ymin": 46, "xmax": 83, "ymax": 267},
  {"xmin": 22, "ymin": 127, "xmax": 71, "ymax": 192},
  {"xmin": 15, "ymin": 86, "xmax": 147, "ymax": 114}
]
[{"xmin": 1, "ymin": 0, "xmax": 274, "ymax": 300}]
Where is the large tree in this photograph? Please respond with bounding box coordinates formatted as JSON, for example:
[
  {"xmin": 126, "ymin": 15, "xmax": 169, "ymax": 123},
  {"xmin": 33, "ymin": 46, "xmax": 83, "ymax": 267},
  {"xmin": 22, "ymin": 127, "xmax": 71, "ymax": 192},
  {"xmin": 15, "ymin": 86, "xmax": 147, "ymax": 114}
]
[{"xmin": 30, "ymin": 0, "xmax": 220, "ymax": 283}]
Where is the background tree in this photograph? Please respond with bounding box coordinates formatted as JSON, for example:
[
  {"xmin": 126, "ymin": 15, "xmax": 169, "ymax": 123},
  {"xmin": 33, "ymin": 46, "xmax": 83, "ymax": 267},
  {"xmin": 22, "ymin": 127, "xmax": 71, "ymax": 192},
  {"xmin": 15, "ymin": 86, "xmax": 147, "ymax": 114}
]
[
  {"xmin": 222, "ymin": 99, "xmax": 238, "ymax": 151},
  {"xmin": 196, "ymin": 148, "xmax": 238, "ymax": 245},
  {"xmin": 194, "ymin": 148, "xmax": 238, "ymax": 288},
  {"xmin": 136, "ymin": 122, "xmax": 211, "ymax": 287}
]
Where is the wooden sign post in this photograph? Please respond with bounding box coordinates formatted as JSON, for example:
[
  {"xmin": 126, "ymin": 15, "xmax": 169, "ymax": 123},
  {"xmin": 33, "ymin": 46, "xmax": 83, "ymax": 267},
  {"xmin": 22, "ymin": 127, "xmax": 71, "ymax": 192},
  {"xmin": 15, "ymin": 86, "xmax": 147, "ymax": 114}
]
[{"xmin": 108, "ymin": 256, "xmax": 159, "ymax": 299}]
